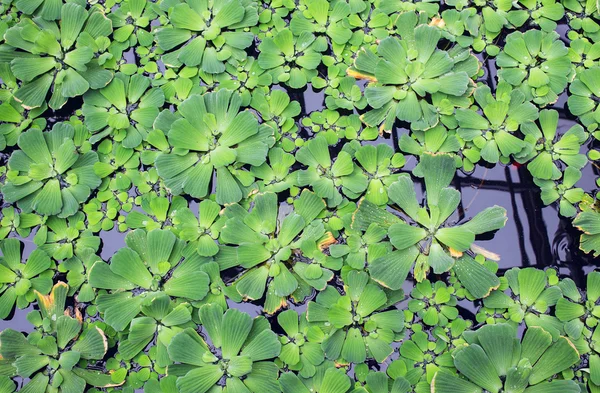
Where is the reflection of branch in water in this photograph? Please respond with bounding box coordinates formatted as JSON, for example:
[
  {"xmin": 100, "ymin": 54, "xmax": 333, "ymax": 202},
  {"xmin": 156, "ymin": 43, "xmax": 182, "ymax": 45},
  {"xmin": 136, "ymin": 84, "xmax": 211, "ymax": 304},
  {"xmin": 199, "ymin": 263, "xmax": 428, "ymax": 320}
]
[
  {"xmin": 456, "ymin": 162, "xmax": 597, "ymax": 283},
  {"xmin": 551, "ymin": 216, "xmax": 570, "ymax": 264},
  {"xmin": 454, "ymin": 175, "xmax": 466, "ymax": 223},
  {"xmin": 518, "ymin": 165, "xmax": 554, "ymax": 267},
  {"xmin": 456, "ymin": 175, "xmax": 531, "ymax": 192},
  {"xmin": 456, "ymin": 165, "xmax": 556, "ymax": 269},
  {"xmin": 463, "ymin": 168, "xmax": 488, "ymax": 213},
  {"xmin": 505, "ymin": 166, "xmax": 530, "ymax": 267},
  {"xmin": 552, "ymin": 217, "xmax": 586, "ymax": 285}
]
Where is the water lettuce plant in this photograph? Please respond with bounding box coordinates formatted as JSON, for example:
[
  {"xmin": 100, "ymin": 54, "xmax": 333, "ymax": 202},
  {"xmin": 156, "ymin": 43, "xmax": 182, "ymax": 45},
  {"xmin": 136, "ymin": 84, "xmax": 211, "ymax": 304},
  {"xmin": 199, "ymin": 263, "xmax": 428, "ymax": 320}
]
[
  {"xmin": 350, "ymin": 367, "xmax": 413, "ymax": 393},
  {"xmin": 107, "ymin": 0, "xmax": 157, "ymax": 52},
  {"xmin": 496, "ymin": 29, "xmax": 573, "ymax": 107},
  {"xmin": 59, "ymin": 247, "xmax": 102, "ymax": 303},
  {"xmin": 349, "ymin": 142, "xmax": 405, "ymax": 206},
  {"xmin": 167, "ymin": 304, "xmax": 281, "ymax": 393},
  {"xmin": 568, "ymin": 66, "xmax": 600, "ymax": 131},
  {"xmin": 349, "ymin": 12, "xmax": 474, "ymax": 131},
  {"xmin": 0, "ymin": 0, "xmax": 598, "ymax": 390},
  {"xmin": 0, "ymin": 206, "xmax": 44, "ymax": 241},
  {"xmin": 431, "ymin": 323, "xmax": 580, "ymax": 392},
  {"xmin": 517, "ymin": 109, "xmax": 588, "ymax": 180},
  {"xmin": 0, "ymin": 3, "xmax": 113, "ymax": 109},
  {"xmin": 574, "ymin": 205, "xmax": 600, "ymax": 256},
  {"xmin": 0, "ymin": 283, "xmax": 118, "ymax": 393},
  {"xmin": 395, "ymin": 323, "xmax": 456, "ymax": 391},
  {"xmin": 15, "ymin": 0, "xmax": 66, "ymax": 20},
  {"xmin": 0, "ymin": 238, "xmax": 53, "ymax": 319},
  {"xmin": 250, "ymin": 89, "xmax": 301, "ymax": 150},
  {"xmin": 353, "ymin": 152, "xmax": 505, "ymax": 298},
  {"xmin": 216, "ymin": 190, "xmax": 329, "ymax": 313},
  {"xmin": 455, "ymin": 82, "xmax": 538, "ymax": 164},
  {"xmin": 2, "ymin": 123, "xmax": 101, "ymax": 218},
  {"xmin": 0, "ymin": 75, "xmax": 47, "ymax": 152},
  {"xmin": 173, "ymin": 199, "xmax": 222, "ymax": 257},
  {"xmin": 289, "ymin": 0, "xmax": 353, "ymax": 46},
  {"xmin": 324, "ymin": 75, "xmax": 368, "ymax": 111},
  {"xmin": 89, "ymin": 228, "xmax": 210, "ymax": 331},
  {"xmin": 257, "ymin": 29, "xmax": 328, "ymax": 89},
  {"xmin": 34, "ymin": 212, "xmax": 100, "ymax": 262},
  {"xmin": 294, "ymin": 134, "xmax": 367, "ymax": 207},
  {"xmin": 555, "ymin": 272, "xmax": 600, "ymax": 390},
  {"xmin": 409, "ymin": 280, "xmax": 459, "ymax": 327},
  {"xmin": 481, "ymin": 267, "xmax": 563, "ymax": 329},
  {"xmin": 279, "ymin": 364, "xmax": 352, "ymax": 393},
  {"xmin": 155, "ymin": 89, "xmax": 273, "ymax": 204},
  {"xmin": 276, "ymin": 309, "xmax": 325, "ymax": 378},
  {"xmin": 398, "ymin": 125, "xmax": 462, "ymax": 163},
  {"xmin": 534, "ymin": 166, "xmax": 585, "ymax": 217},
  {"xmin": 124, "ymin": 193, "xmax": 186, "ymax": 232},
  {"xmin": 301, "ymin": 111, "xmax": 366, "ymax": 142},
  {"xmin": 117, "ymin": 293, "xmax": 194, "ymax": 361},
  {"xmin": 306, "ymin": 271, "xmax": 404, "ymax": 364},
  {"xmin": 155, "ymin": 0, "xmax": 258, "ymax": 73},
  {"xmin": 329, "ymin": 220, "xmax": 390, "ymax": 271},
  {"xmin": 82, "ymin": 73, "xmax": 165, "ymax": 148},
  {"xmin": 250, "ymin": 147, "xmax": 297, "ymax": 192}
]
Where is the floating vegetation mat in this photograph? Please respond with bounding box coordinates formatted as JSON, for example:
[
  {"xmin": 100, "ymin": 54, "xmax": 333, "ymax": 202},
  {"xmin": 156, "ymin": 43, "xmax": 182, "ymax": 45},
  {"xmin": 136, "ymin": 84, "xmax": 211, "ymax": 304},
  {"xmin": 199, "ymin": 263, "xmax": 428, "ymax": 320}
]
[{"xmin": 1, "ymin": 0, "xmax": 600, "ymax": 392}]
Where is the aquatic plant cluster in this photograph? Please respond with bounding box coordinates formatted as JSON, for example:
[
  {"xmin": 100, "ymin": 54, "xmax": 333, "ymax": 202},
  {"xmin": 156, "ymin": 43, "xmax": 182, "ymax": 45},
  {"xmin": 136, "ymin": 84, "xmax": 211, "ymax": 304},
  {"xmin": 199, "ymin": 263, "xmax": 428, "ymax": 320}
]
[{"xmin": 1, "ymin": 0, "xmax": 600, "ymax": 392}]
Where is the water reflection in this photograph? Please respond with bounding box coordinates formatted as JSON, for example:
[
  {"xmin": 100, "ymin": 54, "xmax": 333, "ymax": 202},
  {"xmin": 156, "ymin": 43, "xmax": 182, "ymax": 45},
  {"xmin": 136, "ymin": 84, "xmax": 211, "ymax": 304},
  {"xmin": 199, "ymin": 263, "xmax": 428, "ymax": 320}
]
[
  {"xmin": 99, "ymin": 227, "xmax": 127, "ymax": 261},
  {"xmin": 0, "ymin": 305, "xmax": 35, "ymax": 333}
]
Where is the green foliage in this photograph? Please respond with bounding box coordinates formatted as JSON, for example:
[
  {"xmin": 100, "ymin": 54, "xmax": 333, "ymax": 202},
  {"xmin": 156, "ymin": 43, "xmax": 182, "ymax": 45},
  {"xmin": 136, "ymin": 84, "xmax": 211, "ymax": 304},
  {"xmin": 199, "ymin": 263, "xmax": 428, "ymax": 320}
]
[
  {"xmin": 0, "ymin": 0, "xmax": 599, "ymax": 391},
  {"xmin": 251, "ymin": 89, "xmax": 301, "ymax": 151},
  {"xmin": 408, "ymin": 280, "xmax": 460, "ymax": 327},
  {"xmin": 279, "ymin": 362, "xmax": 352, "ymax": 393},
  {"xmin": 496, "ymin": 30, "xmax": 574, "ymax": 107},
  {"xmin": 89, "ymin": 228, "xmax": 211, "ymax": 331},
  {"xmin": 0, "ymin": 207, "xmax": 43, "ymax": 240},
  {"xmin": 2, "ymin": 123, "xmax": 101, "ymax": 218},
  {"xmin": 0, "ymin": 67, "xmax": 47, "ymax": 152},
  {"xmin": 479, "ymin": 267, "xmax": 563, "ymax": 327},
  {"xmin": 0, "ymin": 283, "xmax": 117, "ymax": 393},
  {"xmin": 107, "ymin": 0, "xmax": 157, "ymax": 53},
  {"xmin": 456, "ymin": 82, "xmax": 538, "ymax": 165},
  {"xmin": 294, "ymin": 135, "xmax": 368, "ymax": 207},
  {"xmin": 82, "ymin": 73, "xmax": 165, "ymax": 148},
  {"xmin": 258, "ymin": 28, "xmax": 328, "ymax": 88},
  {"xmin": 574, "ymin": 204, "xmax": 600, "ymax": 256},
  {"xmin": 167, "ymin": 304, "xmax": 281, "ymax": 393},
  {"xmin": 276, "ymin": 310, "xmax": 325, "ymax": 378},
  {"xmin": 155, "ymin": 0, "xmax": 258, "ymax": 73},
  {"xmin": 306, "ymin": 272, "xmax": 405, "ymax": 364},
  {"xmin": 0, "ymin": 239, "xmax": 53, "ymax": 319},
  {"xmin": 517, "ymin": 109, "xmax": 588, "ymax": 180},
  {"xmin": 353, "ymin": 153, "xmax": 506, "ymax": 298},
  {"xmin": 394, "ymin": 322, "xmax": 460, "ymax": 391},
  {"xmin": 155, "ymin": 89, "xmax": 274, "ymax": 204},
  {"xmin": 0, "ymin": 3, "xmax": 114, "ymax": 109},
  {"xmin": 555, "ymin": 272, "xmax": 600, "ymax": 391},
  {"xmin": 216, "ymin": 190, "xmax": 332, "ymax": 313},
  {"xmin": 349, "ymin": 11, "xmax": 476, "ymax": 131},
  {"xmin": 568, "ymin": 66, "xmax": 600, "ymax": 131},
  {"xmin": 432, "ymin": 323, "xmax": 580, "ymax": 393}
]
